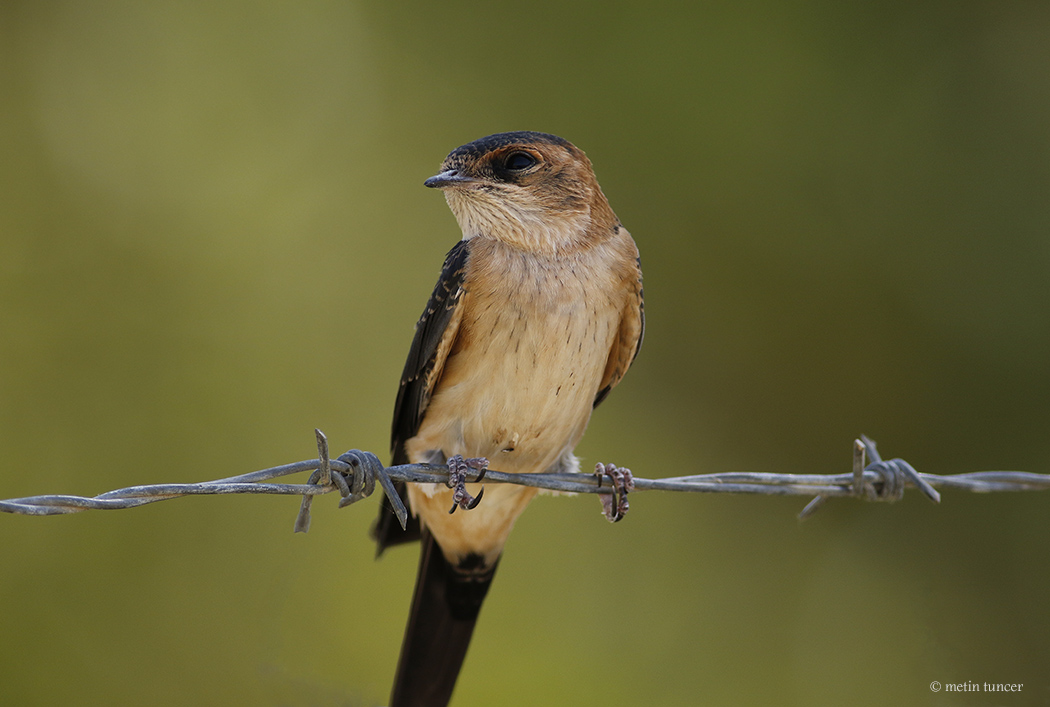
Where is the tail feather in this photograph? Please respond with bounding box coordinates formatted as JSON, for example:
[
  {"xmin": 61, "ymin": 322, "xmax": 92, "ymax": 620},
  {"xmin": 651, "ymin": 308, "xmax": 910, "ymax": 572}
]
[{"xmin": 389, "ymin": 530, "xmax": 498, "ymax": 707}]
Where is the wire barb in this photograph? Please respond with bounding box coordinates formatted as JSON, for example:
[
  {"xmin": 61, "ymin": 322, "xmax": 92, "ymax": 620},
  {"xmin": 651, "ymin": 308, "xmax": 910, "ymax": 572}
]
[
  {"xmin": 859, "ymin": 434, "xmax": 941, "ymax": 504},
  {"xmin": 293, "ymin": 429, "xmax": 332, "ymax": 533},
  {"xmin": 798, "ymin": 436, "xmax": 943, "ymax": 520},
  {"xmin": 1, "ymin": 433, "xmax": 1047, "ymax": 527},
  {"xmin": 337, "ymin": 450, "xmax": 407, "ymax": 530}
]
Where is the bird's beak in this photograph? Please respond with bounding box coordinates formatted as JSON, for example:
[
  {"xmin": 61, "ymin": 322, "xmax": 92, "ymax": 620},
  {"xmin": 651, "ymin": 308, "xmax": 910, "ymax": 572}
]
[{"xmin": 424, "ymin": 169, "xmax": 475, "ymax": 189}]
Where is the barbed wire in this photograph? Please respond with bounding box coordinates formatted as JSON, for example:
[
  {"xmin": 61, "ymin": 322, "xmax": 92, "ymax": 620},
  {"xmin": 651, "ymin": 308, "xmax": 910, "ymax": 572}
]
[{"xmin": 1, "ymin": 431, "xmax": 1047, "ymax": 529}]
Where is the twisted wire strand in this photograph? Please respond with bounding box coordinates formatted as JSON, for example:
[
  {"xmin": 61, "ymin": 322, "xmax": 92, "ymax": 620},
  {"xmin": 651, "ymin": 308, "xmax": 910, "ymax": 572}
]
[{"xmin": 1, "ymin": 431, "xmax": 1047, "ymax": 526}]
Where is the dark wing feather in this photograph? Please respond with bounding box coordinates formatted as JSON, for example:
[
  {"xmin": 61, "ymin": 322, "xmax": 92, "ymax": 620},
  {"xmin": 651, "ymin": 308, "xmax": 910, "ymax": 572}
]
[{"xmin": 373, "ymin": 239, "xmax": 471, "ymax": 554}]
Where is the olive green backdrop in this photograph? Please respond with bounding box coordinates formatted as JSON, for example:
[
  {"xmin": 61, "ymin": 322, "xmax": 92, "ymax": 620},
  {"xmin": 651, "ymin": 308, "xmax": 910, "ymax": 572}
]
[{"xmin": 2, "ymin": 2, "xmax": 1048, "ymax": 705}]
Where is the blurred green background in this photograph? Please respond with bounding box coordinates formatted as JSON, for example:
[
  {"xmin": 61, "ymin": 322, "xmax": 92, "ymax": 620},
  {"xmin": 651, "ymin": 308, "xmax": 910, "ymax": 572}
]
[{"xmin": 2, "ymin": 1, "xmax": 1049, "ymax": 705}]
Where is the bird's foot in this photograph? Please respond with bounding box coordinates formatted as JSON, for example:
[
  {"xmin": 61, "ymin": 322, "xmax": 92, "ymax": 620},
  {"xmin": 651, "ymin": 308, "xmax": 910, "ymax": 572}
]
[
  {"xmin": 447, "ymin": 455, "xmax": 488, "ymax": 514},
  {"xmin": 594, "ymin": 462, "xmax": 634, "ymax": 522}
]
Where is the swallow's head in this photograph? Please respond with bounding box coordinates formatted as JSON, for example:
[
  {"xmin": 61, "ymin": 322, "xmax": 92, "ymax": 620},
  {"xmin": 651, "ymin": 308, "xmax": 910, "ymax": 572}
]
[{"xmin": 425, "ymin": 131, "xmax": 617, "ymax": 252}]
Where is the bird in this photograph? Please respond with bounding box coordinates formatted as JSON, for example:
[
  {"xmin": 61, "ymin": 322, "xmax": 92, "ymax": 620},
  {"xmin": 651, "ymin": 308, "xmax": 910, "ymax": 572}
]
[{"xmin": 373, "ymin": 131, "xmax": 644, "ymax": 707}]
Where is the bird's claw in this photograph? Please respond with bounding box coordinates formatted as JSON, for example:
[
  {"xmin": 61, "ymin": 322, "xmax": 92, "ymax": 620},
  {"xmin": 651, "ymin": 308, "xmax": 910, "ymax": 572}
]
[
  {"xmin": 447, "ymin": 455, "xmax": 488, "ymax": 514},
  {"xmin": 594, "ymin": 462, "xmax": 634, "ymax": 522}
]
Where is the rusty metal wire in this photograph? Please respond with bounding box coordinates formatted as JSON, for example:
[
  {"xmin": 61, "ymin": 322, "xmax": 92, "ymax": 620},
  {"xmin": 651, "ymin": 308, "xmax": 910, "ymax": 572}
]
[{"xmin": 1, "ymin": 431, "xmax": 1047, "ymax": 529}]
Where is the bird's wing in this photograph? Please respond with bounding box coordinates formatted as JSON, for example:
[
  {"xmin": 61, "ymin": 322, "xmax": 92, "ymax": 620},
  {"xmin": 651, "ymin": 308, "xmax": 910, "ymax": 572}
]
[
  {"xmin": 373, "ymin": 239, "xmax": 470, "ymax": 554},
  {"xmin": 594, "ymin": 255, "xmax": 644, "ymax": 408}
]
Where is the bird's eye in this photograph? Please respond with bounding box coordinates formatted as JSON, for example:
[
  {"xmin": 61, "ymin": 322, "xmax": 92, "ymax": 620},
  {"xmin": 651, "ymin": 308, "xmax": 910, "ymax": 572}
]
[{"xmin": 504, "ymin": 152, "xmax": 537, "ymax": 171}]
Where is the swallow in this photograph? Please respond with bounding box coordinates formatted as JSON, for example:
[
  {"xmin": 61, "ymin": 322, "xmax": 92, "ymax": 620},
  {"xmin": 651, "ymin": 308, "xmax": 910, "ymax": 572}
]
[{"xmin": 373, "ymin": 131, "xmax": 644, "ymax": 707}]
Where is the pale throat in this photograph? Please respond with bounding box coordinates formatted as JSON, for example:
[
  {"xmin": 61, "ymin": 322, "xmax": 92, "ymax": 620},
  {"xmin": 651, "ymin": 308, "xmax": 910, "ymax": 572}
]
[{"xmin": 447, "ymin": 193, "xmax": 593, "ymax": 253}]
